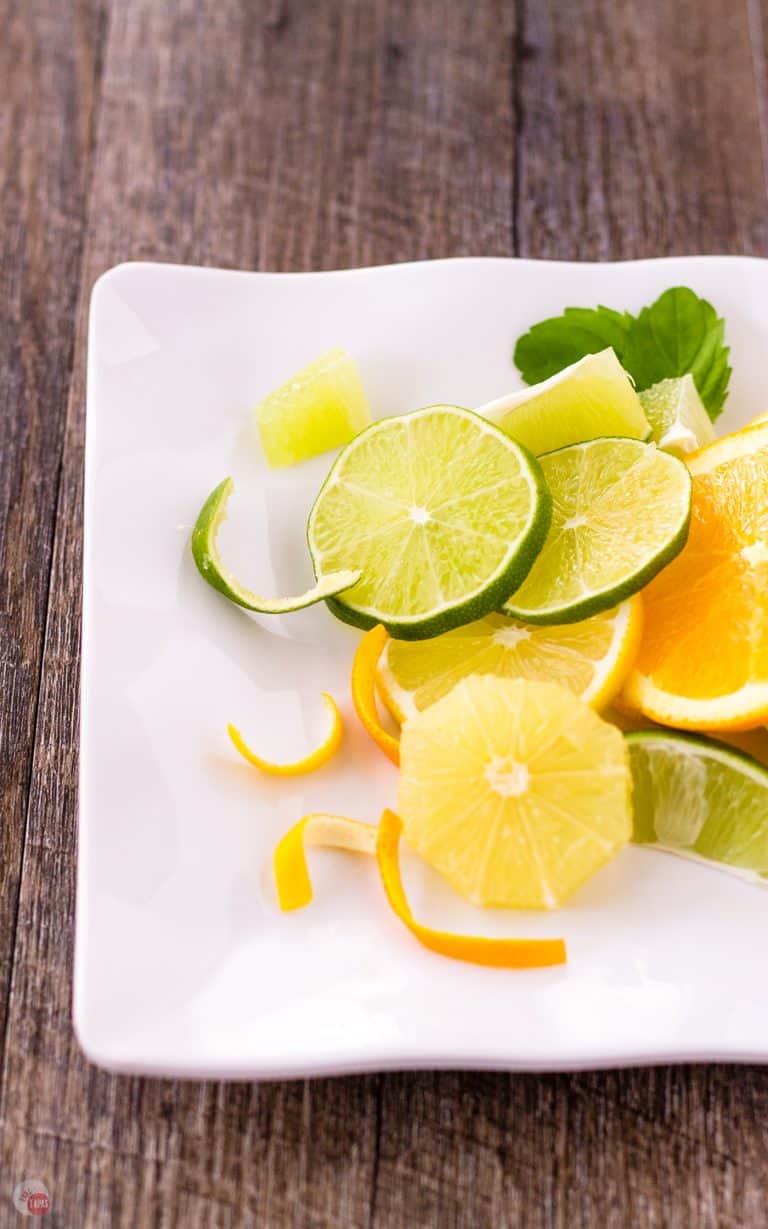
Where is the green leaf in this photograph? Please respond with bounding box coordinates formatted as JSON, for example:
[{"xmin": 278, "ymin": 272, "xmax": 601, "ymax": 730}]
[
  {"xmin": 512, "ymin": 286, "xmax": 730, "ymax": 421},
  {"xmin": 621, "ymin": 288, "xmax": 730, "ymax": 418},
  {"xmin": 513, "ymin": 307, "xmax": 634, "ymax": 385}
]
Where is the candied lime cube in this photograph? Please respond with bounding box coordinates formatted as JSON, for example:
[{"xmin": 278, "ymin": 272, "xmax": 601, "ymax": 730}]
[{"xmin": 255, "ymin": 347, "xmax": 371, "ymax": 468}]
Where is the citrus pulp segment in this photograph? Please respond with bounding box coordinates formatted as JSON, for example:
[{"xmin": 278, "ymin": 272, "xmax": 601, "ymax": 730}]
[
  {"xmin": 308, "ymin": 405, "xmax": 551, "ymax": 639},
  {"xmin": 397, "ymin": 675, "xmax": 632, "ymax": 909},
  {"xmin": 479, "ymin": 349, "xmax": 650, "ymax": 455},
  {"xmin": 639, "ymin": 374, "xmax": 715, "ymax": 456},
  {"xmin": 191, "ymin": 477, "xmax": 361, "ymax": 612},
  {"xmin": 621, "ymin": 422, "xmax": 768, "ymax": 729},
  {"xmin": 377, "ymin": 597, "xmax": 643, "ymax": 723},
  {"xmin": 627, "ymin": 730, "xmax": 768, "ymax": 885},
  {"xmin": 503, "ymin": 438, "xmax": 691, "ymax": 624},
  {"xmin": 254, "ymin": 347, "xmax": 371, "ymax": 468}
]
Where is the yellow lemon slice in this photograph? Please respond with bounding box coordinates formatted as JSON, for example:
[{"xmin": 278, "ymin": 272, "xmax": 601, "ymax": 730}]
[
  {"xmin": 377, "ymin": 598, "xmax": 642, "ymax": 725},
  {"xmin": 397, "ymin": 675, "xmax": 631, "ymax": 909}
]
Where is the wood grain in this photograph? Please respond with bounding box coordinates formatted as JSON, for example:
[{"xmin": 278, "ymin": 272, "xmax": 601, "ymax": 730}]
[
  {"xmin": 1, "ymin": 0, "xmax": 768, "ymax": 1225},
  {"xmin": 0, "ymin": 0, "xmax": 107, "ymax": 1080},
  {"xmin": 515, "ymin": 0, "xmax": 768, "ymax": 259}
]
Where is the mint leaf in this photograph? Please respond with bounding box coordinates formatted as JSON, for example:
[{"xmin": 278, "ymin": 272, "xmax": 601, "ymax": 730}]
[
  {"xmin": 621, "ymin": 288, "xmax": 730, "ymax": 419},
  {"xmin": 513, "ymin": 307, "xmax": 634, "ymax": 385},
  {"xmin": 512, "ymin": 286, "xmax": 730, "ymax": 421}
]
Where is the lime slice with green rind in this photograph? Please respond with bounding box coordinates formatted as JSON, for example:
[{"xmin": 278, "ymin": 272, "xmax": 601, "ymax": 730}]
[
  {"xmin": 192, "ymin": 477, "xmax": 360, "ymax": 612},
  {"xmin": 308, "ymin": 405, "xmax": 551, "ymax": 640},
  {"xmin": 503, "ymin": 437, "xmax": 691, "ymax": 624},
  {"xmin": 480, "ymin": 349, "xmax": 650, "ymax": 455},
  {"xmin": 627, "ymin": 730, "xmax": 768, "ymax": 885},
  {"xmin": 639, "ymin": 374, "xmax": 716, "ymax": 457}
]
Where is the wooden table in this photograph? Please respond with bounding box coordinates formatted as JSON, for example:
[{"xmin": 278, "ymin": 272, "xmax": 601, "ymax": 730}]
[{"xmin": 3, "ymin": 1, "xmax": 768, "ymax": 1224}]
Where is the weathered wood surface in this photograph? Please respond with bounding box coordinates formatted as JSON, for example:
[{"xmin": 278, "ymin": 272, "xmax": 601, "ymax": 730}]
[{"xmin": 1, "ymin": 0, "xmax": 768, "ymax": 1225}]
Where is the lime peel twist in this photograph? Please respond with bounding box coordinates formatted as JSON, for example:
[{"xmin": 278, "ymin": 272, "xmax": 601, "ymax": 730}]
[{"xmin": 192, "ymin": 477, "xmax": 361, "ymax": 613}]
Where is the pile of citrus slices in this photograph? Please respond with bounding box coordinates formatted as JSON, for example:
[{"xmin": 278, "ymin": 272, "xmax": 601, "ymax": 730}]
[{"xmin": 193, "ymin": 338, "xmax": 768, "ymax": 969}]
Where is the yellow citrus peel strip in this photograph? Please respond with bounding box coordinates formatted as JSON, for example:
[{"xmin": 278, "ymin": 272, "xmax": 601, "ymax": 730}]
[
  {"xmin": 274, "ymin": 813, "xmax": 378, "ymax": 910},
  {"xmin": 228, "ymin": 692, "xmax": 342, "ymax": 777},
  {"xmin": 273, "ymin": 809, "xmax": 567, "ymax": 968},
  {"xmin": 351, "ymin": 626, "xmax": 400, "ymax": 765}
]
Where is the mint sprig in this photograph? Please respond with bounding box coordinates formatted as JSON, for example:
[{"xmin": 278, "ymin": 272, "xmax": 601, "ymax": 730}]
[{"xmin": 513, "ymin": 287, "xmax": 731, "ymax": 420}]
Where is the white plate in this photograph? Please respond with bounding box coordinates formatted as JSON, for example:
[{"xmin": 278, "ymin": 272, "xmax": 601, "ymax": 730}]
[{"xmin": 77, "ymin": 256, "xmax": 768, "ymax": 1078}]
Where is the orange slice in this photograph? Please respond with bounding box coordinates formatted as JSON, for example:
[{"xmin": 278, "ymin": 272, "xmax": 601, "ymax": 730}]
[
  {"xmin": 273, "ymin": 810, "xmax": 566, "ymax": 968},
  {"xmin": 228, "ymin": 692, "xmax": 342, "ymax": 775},
  {"xmin": 350, "ymin": 626, "xmax": 400, "ymax": 765},
  {"xmin": 622, "ymin": 422, "xmax": 768, "ymax": 730}
]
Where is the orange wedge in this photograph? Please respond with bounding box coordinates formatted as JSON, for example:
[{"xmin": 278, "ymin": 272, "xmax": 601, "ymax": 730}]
[
  {"xmin": 228, "ymin": 692, "xmax": 342, "ymax": 775},
  {"xmin": 622, "ymin": 422, "xmax": 768, "ymax": 730},
  {"xmin": 350, "ymin": 626, "xmax": 400, "ymax": 765},
  {"xmin": 273, "ymin": 810, "xmax": 566, "ymax": 968}
]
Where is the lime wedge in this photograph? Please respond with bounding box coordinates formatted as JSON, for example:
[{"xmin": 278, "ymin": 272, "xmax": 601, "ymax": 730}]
[
  {"xmin": 627, "ymin": 730, "xmax": 768, "ymax": 885},
  {"xmin": 639, "ymin": 375, "xmax": 716, "ymax": 456},
  {"xmin": 255, "ymin": 347, "xmax": 371, "ymax": 468},
  {"xmin": 192, "ymin": 478, "xmax": 360, "ymax": 612},
  {"xmin": 307, "ymin": 405, "xmax": 551, "ymax": 640},
  {"xmin": 503, "ymin": 438, "xmax": 691, "ymax": 624},
  {"xmin": 479, "ymin": 349, "xmax": 650, "ymax": 455}
]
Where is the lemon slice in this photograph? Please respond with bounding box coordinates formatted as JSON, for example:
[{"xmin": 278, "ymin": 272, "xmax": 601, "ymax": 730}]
[
  {"xmin": 397, "ymin": 675, "xmax": 631, "ymax": 908},
  {"xmin": 228, "ymin": 693, "xmax": 342, "ymax": 776},
  {"xmin": 192, "ymin": 478, "xmax": 360, "ymax": 612},
  {"xmin": 273, "ymin": 810, "xmax": 566, "ymax": 967},
  {"xmin": 255, "ymin": 347, "xmax": 371, "ymax": 468},
  {"xmin": 479, "ymin": 349, "xmax": 649, "ymax": 455},
  {"xmin": 377, "ymin": 597, "xmax": 642, "ymax": 724}
]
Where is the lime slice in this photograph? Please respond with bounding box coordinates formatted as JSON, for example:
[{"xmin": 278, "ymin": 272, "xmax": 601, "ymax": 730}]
[
  {"xmin": 307, "ymin": 405, "xmax": 551, "ymax": 640},
  {"xmin": 192, "ymin": 478, "xmax": 360, "ymax": 612},
  {"xmin": 503, "ymin": 438, "xmax": 691, "ymax": 624},
  {"xmin": 255, "ymin": 347, "xmax": 371, "ymax": 468},
  {"xmin": 479, "ymin": 349, "xmax": 650, "ymax": 455},
  {"xmin": 377, "ymin": 596, "xmax": 642, "ymax": 723},
  {"xmin": 639, "ymin": 375, "xmax": 716, "ymax": 457},
  {"xmin": 627, "ymin": 730, "xmax": 768, "ymax": 886},
  {"xmin": 397, "ymin": 675, "xmax": 631, "ymax": 908}
]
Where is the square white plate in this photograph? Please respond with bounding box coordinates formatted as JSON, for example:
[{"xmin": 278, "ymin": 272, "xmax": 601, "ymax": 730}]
[{"xmin": 77, "ymin": 256, "xmax": 768, "ymax": 1078}]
